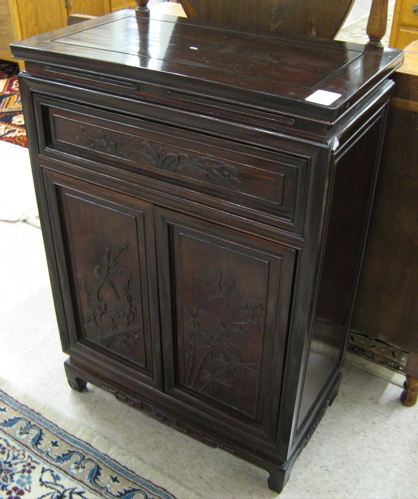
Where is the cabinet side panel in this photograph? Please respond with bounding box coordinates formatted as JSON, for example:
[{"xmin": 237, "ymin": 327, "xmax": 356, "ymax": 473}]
[
  {"xmin": 297, "ymin": 112, "xmax": 385, "ymax": 429},
  {"xmin": 352, "ymin": 106, "xmax": 418, "ymax": 351}
]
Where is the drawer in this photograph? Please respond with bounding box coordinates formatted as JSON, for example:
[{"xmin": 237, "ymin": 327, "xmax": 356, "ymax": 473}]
[
  {"xmin": 34, "ymin": 95, "xmax": 308, "ymax": 232},
  {"xmin": 400, "ymin": 0, "xmax": 418, "ymax": 27},
  {"xmin": 395, "ymin": 28, "xmax": 418, "ymax": 49}
]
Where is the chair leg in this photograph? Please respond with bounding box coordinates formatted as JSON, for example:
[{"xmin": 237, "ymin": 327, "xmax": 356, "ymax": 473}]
[
  {"xmin": 367, "ymin": 0, "xmax": 388, "ymax": 46},
  {"xmin": 135, "ymin": 0, "xmax": 149, "ymax": 11},
  {"xmin": 401, "ymin": 375, "xmax": 418, "ymax": 407}
]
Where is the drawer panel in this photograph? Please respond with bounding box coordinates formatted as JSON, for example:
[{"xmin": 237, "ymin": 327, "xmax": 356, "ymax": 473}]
[
  {"xmin": 35, "ymin": 95, "xmax": 307, "ymax": 231},
  {"xmin": 395, "ymin": 28, "xmax": 418, "ymax": 49},
  {"xmin": 400, "ymin": 0, "xmax": 418, "ymax": 27}
]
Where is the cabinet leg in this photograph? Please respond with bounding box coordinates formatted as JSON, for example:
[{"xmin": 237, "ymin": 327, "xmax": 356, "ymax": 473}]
[
  {"xmin": 401, "ymin": 352, "xmax": 418, "ymax": 407},
  {"xmin": 64, "ymin": 360, "xmax": 87, "ymax": 392},
  {"xmin": 267, "ymin": 468, "xmax": 287, "ymax": 494},
  {"xmin": 400, "ymin": 375, "xmax": 418, "ymax": 407}
]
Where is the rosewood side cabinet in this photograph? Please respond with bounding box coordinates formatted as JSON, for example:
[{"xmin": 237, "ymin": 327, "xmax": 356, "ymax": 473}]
[{"xmin": 11, "ymin": 10, "xmax": 403, "ymax": 493}]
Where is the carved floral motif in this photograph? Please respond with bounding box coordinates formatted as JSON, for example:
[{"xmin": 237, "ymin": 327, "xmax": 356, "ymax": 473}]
[
  {"xmin": 184, "ymin": 271, "xmax": 262, "ymax": 398},
  {"xmin": 82, "ymin": 242, "xmax": 142, "ymax": 353},
  {"xmin": 76, "ymin": 126, "xmax": 241, "ymax": 191}
]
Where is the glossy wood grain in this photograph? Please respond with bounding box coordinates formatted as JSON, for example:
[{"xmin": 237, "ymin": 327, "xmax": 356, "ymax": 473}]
[{"xmin": 11, "ymin": 11, "xmax": 403, "ymax": 124}]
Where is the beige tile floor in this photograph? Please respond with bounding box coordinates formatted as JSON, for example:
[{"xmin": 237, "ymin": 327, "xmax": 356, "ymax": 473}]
[{"xmin": 0, "ymin": 139, "xmax": 417, "ymax": 498}]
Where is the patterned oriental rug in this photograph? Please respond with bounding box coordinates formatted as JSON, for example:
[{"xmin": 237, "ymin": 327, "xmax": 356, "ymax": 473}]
[
  {"xmin": 0, "ymin": 60, "xmax": 27, "ymax": 148},
  {"xmin": 0, "ymin": 389, "xmax": 178, "ymax": 499}
]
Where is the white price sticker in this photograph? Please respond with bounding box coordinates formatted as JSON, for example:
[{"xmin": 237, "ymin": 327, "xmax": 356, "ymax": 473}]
[{"xmin": 305, "ymin": 90, "xmax": 342, "ymax": 106}]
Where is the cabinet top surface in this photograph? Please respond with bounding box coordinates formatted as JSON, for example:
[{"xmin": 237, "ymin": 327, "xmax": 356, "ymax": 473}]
[{"xmin": 11, "ymin": 10, "xmax": 403, "ymax": 121}]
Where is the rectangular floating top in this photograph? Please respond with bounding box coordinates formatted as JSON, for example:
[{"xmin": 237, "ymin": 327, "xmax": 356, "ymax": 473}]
[{"xmin": 11, "ymin": 10, "xmax": 403, "ymax": 122}]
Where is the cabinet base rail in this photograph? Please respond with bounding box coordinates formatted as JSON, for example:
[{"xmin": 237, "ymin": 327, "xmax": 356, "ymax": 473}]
[{"xmin": 64, "ymin": 358, "xmax": 341, "ymax": 493}]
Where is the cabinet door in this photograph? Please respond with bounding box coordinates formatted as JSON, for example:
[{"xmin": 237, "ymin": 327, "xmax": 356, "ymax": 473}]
[
  {"xmin": 42, "ymin": 170, "xmax": 162, "ymax": 389},
  {"xmin": 0, "ymin": 0, "xmax": 15, "ymax": 60},
  {"xmin": 11, "ymin": 0, "xmax": 67, "ymax": 40},
  {"xmin": 155, "ymin": 208, "xmax": 295, "ymax": 442}
]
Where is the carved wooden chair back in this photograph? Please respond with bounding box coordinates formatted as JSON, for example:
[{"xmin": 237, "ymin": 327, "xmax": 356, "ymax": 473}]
[{"xmin": 176, "ymin": 0, "xmax": 389, "ymax": 46}]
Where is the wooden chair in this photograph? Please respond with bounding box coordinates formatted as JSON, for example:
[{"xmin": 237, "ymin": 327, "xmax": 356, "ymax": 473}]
[{"xmin": 134, "ymin": 0, "xmax": 389, "ymax": 47}]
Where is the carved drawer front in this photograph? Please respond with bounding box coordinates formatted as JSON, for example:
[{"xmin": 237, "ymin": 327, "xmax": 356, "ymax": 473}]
[
  {"xmin": 155, "ymin": 208, "xmax": 296, "ymax": 442},
  {"xmin": 42, "ymin": 170, "xmax": 162, "ymax": 388},
  {"xmin": 35, "ymin": 95, "xmax": 307, "ymax": 232}
]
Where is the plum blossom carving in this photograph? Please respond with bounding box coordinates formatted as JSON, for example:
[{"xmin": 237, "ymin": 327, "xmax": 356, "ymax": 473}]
[
  {"xmin": 76, "ymin": 126, "xmax": 241, "ymax": 191},
  {"xmin": 184, "ymin": 271, "xmax": 263, "ymax": 397},
  {"xmin": 83, "ymin": 242, "xmax": 142, "ymax": 352}
]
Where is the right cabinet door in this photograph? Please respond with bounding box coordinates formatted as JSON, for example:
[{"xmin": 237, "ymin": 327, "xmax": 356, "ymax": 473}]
[{"xmin": 155, "ymin": 207, "xmax": 296, "ymax": 442}]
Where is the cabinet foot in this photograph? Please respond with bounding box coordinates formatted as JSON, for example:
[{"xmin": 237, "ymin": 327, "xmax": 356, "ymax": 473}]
[
  {"xmin": 400, "ymin": 375, "xmax": 418, "ymax": 407},
  {"xmin": 64, "ymin": 360, "xmax": 87, "ymax": 392},
  {"xmin": 267, "ymin": 468, "xmax": 287, "ymax": 494}
]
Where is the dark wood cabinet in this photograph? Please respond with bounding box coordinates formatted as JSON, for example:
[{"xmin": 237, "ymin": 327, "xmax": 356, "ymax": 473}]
[{"xmin": 12, "ymin": 10, "xmax": 403, "ymax": 493}]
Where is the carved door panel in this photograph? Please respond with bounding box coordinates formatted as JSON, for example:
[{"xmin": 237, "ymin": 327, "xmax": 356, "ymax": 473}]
[
  {"xmin": 155, "ymin": 208, "xmax": 296, "ymax": 441},
  {"xmin": 42, "ymin": 170, "xmax": 162, "ymax": 389}
]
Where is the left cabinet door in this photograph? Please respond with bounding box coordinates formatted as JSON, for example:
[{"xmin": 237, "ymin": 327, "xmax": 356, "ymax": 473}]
[{"xmin": 42, "ymin": 169, "xmax": 163, "ymax": 390}]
